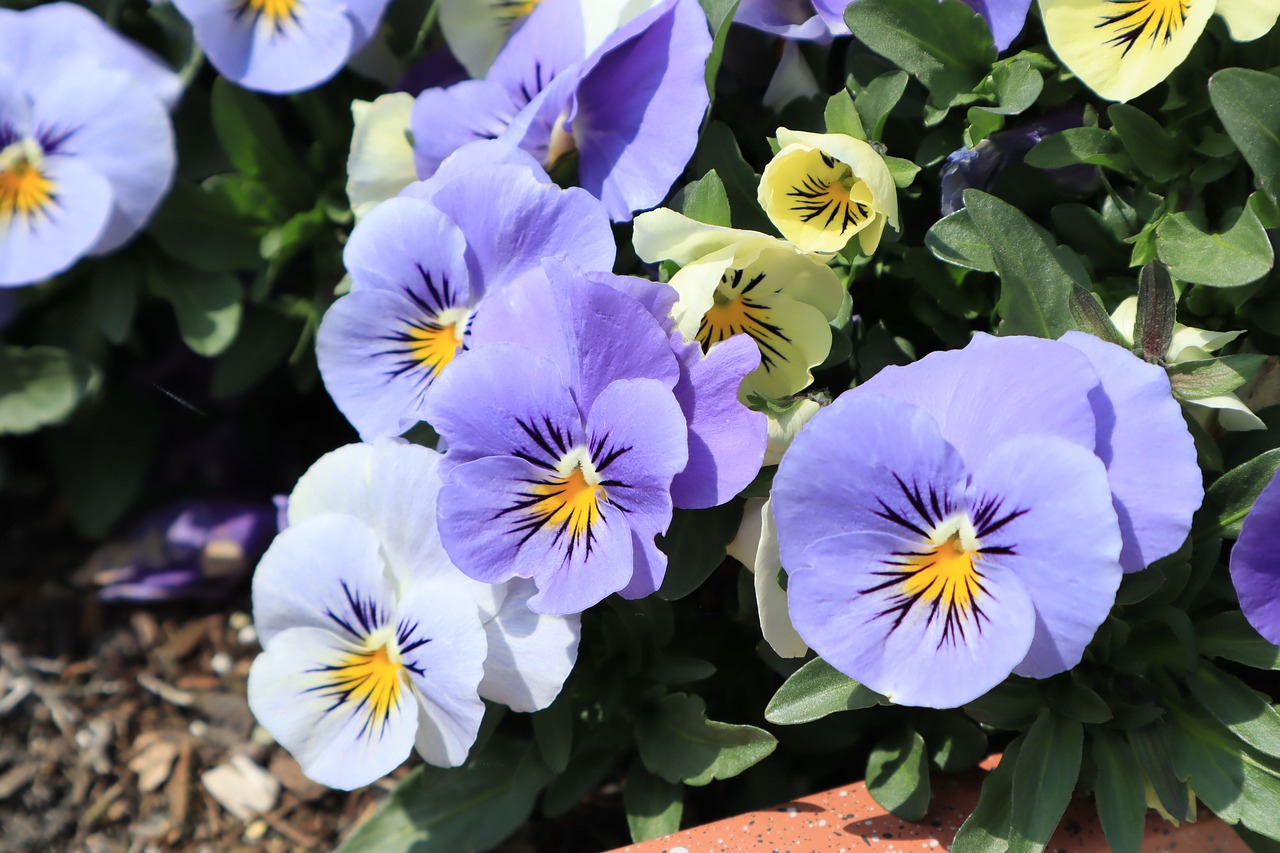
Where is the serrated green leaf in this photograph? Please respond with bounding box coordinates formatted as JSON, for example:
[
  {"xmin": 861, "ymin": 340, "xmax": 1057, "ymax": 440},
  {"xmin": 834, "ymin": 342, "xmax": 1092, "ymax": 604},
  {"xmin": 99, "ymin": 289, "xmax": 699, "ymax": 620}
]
[
  {"xmin": 1092, "ymin": 731, "xmax": 1145, "ymax": 853},
  {"xmin": 0, "ymin": 346, "xmax": 98, "ymax": 435},
  {"xmin": 637, "ymin": 692, "xmax": 776, "ymax": 786},
  {"xmin": 1209, "ymin": 68, "xmax": 1280, "ymax": 206},
  {"xmin": 657, "ymin": 501, "xmax": 742, "ymax": 599},
  {"xmin": 1198, "ymin": 448, "xmax": 1280, "ymax": 540},
  {"xmin": 765, "ymin": 657, "xmax": 885, "ymax": 725},
  {"xmin": 964, "ymin": 190, "xmax": 1082, "ymax": 338},
  {"xmin": 844, "ymin": 0, "xmax": 996, "ymax": 108},
  {"xmin": 951, "ymin": 737, "xmax": 1022, "ymax": 853},
  {"xmin": 1156, "ymin": 195, "xmax": 1275, "ymax": 288},
  {"xmin": 1008, "ymin": 711, "xmax": 1082, "ymax": 853},
  {"xmin": 1198, "ymin": 611, "xmax": 1280, "ymax": 670},
  {"xmin": 674, "ymin": 169, "xmax": 732, "ymax": 228},
  {"xmin": 1188, "ymin": 663, "xmax": 1280, "ymax": 759},
  {"xmin": 925, "ymin": 209, "xmax": 995, "ymax": 272},
  {"xmin": 866, "ymin": 729, "xmax": 931, "ymax": 820},
  {"xmin": 1168, "ymin": 354, "xmax": 1269, "ymax": 401},
  {"xmin": 624, "ymin": 764, "xmax": 683, "ymax": 843}
]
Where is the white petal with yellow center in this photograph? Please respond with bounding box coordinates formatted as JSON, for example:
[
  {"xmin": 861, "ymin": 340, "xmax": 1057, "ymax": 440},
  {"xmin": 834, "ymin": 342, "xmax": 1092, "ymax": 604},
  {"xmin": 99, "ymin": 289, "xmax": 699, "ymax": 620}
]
[
  {"xmin": 758, "ymin": 128, "xmax": 898, "ymax": 255},
  {"xmin": 347, "ymin": 93, "xmax": 419, "ymax": 220},
  {"xmin": 1039, "ymin": 0, "xmax": 1217, "ymax": 102},
  {"xmin": 1215, "ymin": 0, "xmax": 1280, "ymax": 39},
  {"xmin": 727, "ymin": 497, "xmax": 808, "ymax": 659}
]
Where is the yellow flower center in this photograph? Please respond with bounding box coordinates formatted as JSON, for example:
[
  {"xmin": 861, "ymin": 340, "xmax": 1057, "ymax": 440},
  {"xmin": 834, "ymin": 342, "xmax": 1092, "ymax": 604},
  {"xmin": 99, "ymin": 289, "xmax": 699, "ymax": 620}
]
[
  {"xmin": 314, "ymin": 638, "xmax": 407, "ymax": 737},
  {"xmin": 786, "ymin": 153, "xmax": 875, "ymax": 236},
  {"xmin": 406, "ymin": 319, "xmax": 465, "ymax": 375},
  {"xmin": 697, "ymin": 267, "xmax": 790, "ymax": 374},
  {"xmin": 1097, "ymin": 0, "xmax": 1191, "ymax": 55},
  {"xmin": 493, "ymin": 0, "xmax": 540, "ymax": 24},
  {"xmin": 900, "ymin": 534, "xmax": 983, "ymax": 619},
  {"xmin": 242, "ymin": 0, "xmax": 299, "ymax": 23},
  {"xmin": 0, "ymin": 142, "xmax": 54, "ymax": 224},
  {"xmin": 530, "ymin": 465, "xmax": 606, "ymax": 545}
]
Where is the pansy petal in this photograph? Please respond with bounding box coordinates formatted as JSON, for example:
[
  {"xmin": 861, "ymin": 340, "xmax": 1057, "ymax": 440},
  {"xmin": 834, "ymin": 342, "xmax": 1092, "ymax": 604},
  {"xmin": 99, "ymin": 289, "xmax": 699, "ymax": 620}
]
[
  {"xmin": 342, "ymin": 196, "xmax": 472, "ymax": 297},
  {"xmin": 1061, "ymin": 331, "xmax": 1202, "ymax": 572},
  {"xmin": 729, "ymin": 498, "xmax": 808, "ymax": 658},
  {"xmin": 960, "ymin": 0, "xmax": 1034, "ymax": 51},
  {"xmin": 1230, "ymin": 470, "xmax": 1280, "ymax": 645},
  {"xmin": 735, "ymin": 0, "xmax": 833, "ymax": 39},
  {"xmin": 772, "ymin": 393, "xmax": 971, "ymax": 573},
  {"xmin": 469, "ymin": 264, "xmax": 679, "ymax": 410},
  {"xmin": 426, "ymin": 165, "xmax": 615, "ymax": 291},
  {"xmin": 347, "ymin": 93, "xmax": 418, "ymax": 218},
  {"xmin": 393, "ymin": 576, "xmax": 489, "ymax": 767},
  {"xmin": 247, "ymin": 626, "xmax": 416, "ymax": 789},
  {"xmin": 669, "ymin": 334, "xmax": 768, "ymax": 509},
  {"xmin": 810, "ymin": 0, "xmax": 855, "ymax": 33},
  {"xmin": 403, "ymin": 139, "xmax": 551, "ymax": 207},
  {"xmin": 423, "ymin": 344, "xmax": 584, "ymax": 468},
  {"xmin": 0, "ymin": 154, "xmax": 111, "ymax": 287},
  {"xmin": 855, "ymin": 334, "xmax": 1101, "ymax": 469},
  {"xmin": 1215, "ymin": 0, "xmax": 1280, "ymax": 40},
  {"xmin": 1039, "ymin": 0, "xmax": 1216, "ymax": 102},
  {"xmin": 436, "ymin": 0, "xmax": 528, "ymax": 78},
  {"xmin": 969, "ymin": 434, "xmax": 1123, "ymax": 678},
  {"xmin": 438, "ymin": 455, "xmax": 637, "ymax": 613},
  {"xmin": 176, "ymin": 0, "xmax": 355, "ymax": 94},
  {"xmin": 790, "ymin": 531, "xmax": 1036, "ymax": 708},
  {"xmin": 486, "ymin": 0, "xmax": 588, "ymax": 96},
  {"xmin": 479, "ymin": 578, "xmax": 581, "ymax": 712},
  {"xmin": 26, "ymin": 64, "xmax": 174, "ymax": 254},
  {"xmin": 251, "ymin": 514, "xmax": 396, "ymax": 646},
  {"xmin": 410, "ymin": 80, "xmax": 523, "ymax": 178},
  {"xmin": 571, "ymin": 0, "xmax": 712, "ymax": 220}
]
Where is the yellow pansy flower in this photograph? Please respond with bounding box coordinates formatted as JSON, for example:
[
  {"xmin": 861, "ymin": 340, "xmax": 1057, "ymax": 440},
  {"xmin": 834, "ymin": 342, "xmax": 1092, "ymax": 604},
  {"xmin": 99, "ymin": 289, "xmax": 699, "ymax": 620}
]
[
  {"xmin": 346, "ymin": 94, "xmax": 418, "ymax": 220},
  {"xmin": 633, "ymin": 208, "xmax": 846, "ymax": 401},
  {"xmin": 1039, "ymin": 0, "xmax": 1280, "ymax": 103},
  {"xmin": 757, "ymin": 128, "xmax": 899, "ymax": 256}
]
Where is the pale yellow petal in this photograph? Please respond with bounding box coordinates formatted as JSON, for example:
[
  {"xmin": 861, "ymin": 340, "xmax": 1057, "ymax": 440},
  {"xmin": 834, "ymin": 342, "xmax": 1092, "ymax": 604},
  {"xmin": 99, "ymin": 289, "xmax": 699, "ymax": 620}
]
[
  {"xmin": 633, "ymin": 208, "xmax": 771, "ymax": 265},
  {"xmin": 1215, "ymin": 0, "xmax": 1280, "ymax": 39},
  {"xmin": 580, "ymin": 0, "xmax": 665, "ymax": 52},
  {"xmin": 346, "ymin": 94, "xmax": 419, "ymax": 219},
  {"xmin": 670, "ymin": 247, "xmax": 739, "ymax": 341},
  {"xmin": 1109, "ymin": 295, "xmax": 1139, "ymax": 344},
  {"xmin": 438, "ymin": 0, "xmax": 536, "ymax": 79},
  {"xmin": 763, "ymin": 398, "xmax": 822, "ymax": 466},
  {"xmin": 754, "ymin": 500, "xmax": 808, "ymax": 659},
  {"xmin": 1040, "ymin": 0, "xmax": 1217, "ymax": 102},
  {"xmin": 1167, "ymin": 326, "xmax": 1242, "ymax": 362},
  {"xmin": 1186, "ymin": 394, "xmax": 1267, "ymax": 429}
]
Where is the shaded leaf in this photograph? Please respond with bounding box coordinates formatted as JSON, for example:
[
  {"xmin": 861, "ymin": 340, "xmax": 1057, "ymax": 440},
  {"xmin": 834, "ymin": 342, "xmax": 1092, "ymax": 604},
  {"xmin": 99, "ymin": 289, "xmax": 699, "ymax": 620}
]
[
  {"xmin": 636, "ymin": 692, "xmax": 776, "ymax": 786},
  {"xmin": 765, "ymin": 657, "xmax": 884, "ymax": 725},
  {"xmin": 1198, "ymin": 448, "xmax": 1280, "ymax": 540},
  {"xmin": 1209, "ymin": 68, "xmax": 1280, "ymax": 206},
  {"xmin": 1008, "ymin": 711, "xmax": 1083, "ymax": 853},
  {"xmin": 1092, "ymin": 731, "xmax": 1145, "ymax": 853},
  {"xmin": 0, "ymin": 346, "xmax": 97, "ymax": 435},
  {"xmin": 866, "ymin": 729, "xmax": 930, "ymax": 820},
  {"xmin": 624, "ymin": 763, "xmax": 683, "ymax": 843}
]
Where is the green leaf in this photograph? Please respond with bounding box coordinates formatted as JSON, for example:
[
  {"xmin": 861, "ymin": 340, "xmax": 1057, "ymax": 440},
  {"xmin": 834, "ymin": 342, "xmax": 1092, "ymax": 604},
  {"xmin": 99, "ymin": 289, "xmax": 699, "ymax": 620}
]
[
  {"xmin": 1198, "ymin": 611, "xmax": 1280, "ymax": 670},
  {"xmin": 147, "ymin": 181, "xmax": 265, "ymax": 273},
  {"xmin": 337, "ymin": 737, "xmax": 554, "ymax": 853},
  {"xmin": 951, "ymin": 737, "xmax": 1022, "ymax": 853},
  {"xmin": 925, "ymin": 209, "xmax": 996, "ymax": 272},
  {"xmin": 44, "ymin": 386, "xmax": 159, "ymax": 538},
  {"xmin": 90, "ymin": 259, "xmax": 141, "ymax": 345},
  {"xmin": 1008, "ymin": 711, "xmax": 1083, "ymax": 853},
  {"xmin": 693, "ymin": 121, "xmax": 772, "ymax": 233},
  {"xmin": 636, "ymin": 692, "xmax": 776, "ymax": 786},
  {"xmin": 1025, "ymin": 127, "xmax": 1134, "ymax": 172},
  {"xmin": 649, "ymin": 655, "xmax": 716, "ymax": 685},
  {"xmin": 1168, "ymin": 702, "xmax": 1280, "ymax": 839},
  {"xmin": 1198, "ymin": 448, "xmax": 1280, "ymax": 540},
  {"xmin": 975, "ymin": 59, "xmax": 1043, "ymax": 116},
  {"xmin": 0, "ymin": 347, "xmax": 97, "ymax": 436},
  {"xmin": 531, "ymin": 687, "xmax": 574, "ymax": 774},
  {"xmin": 542, "ymin": 742, "xmax": 625, "ymax": 817},
  {"xmin": 964, "ymin": 190, "xmax": 1081, "ymax": 338},
  {"xmin": 210, "ymin": 305, "xmax": 301, "ymax": 398},
  {"xmin": 765, "ymin": 657, "xmax": 884, "ymax": 725},
  {"xmin": 824, "ymin": 89, "xmax": 867, "ymax": 140},
  {"xmin": 1128, "ymin": 721, "xmax": 1194, "ymax": 823},
  {"xmin": 1209, "ymin": 68, "xmax": 1280, "ymax": 206},
  {"xmin": 698, "ymin": 0, "xmax": 741, "ymax": 103},
  {"xmin": 855, "ymin": 71, "xmax": 909, "ymax": 140},
  {"xmin": 1188, "ymin": 663, "xmax": 1280, "ymax": 759},
  {"xmin": 1047, "ymin": 679, "xmax": 1112, "ymax": 725},
  {"xmin": 210, "ymin": 78, "xmax": 313, "ymax": 212},
  {"xmin": 1156, "ymin": 195, "xmax": 1275, "ymax": 288},
  {"xmin": 1068, "ymin": 284, "xmax": 1128, "ymax": 348},
  {"xmin": 919, "ymin": 714, "xmax": 988, "ymax": 773},
  {"xmin": 866, "ymin": 729, "xmax": 931, "ymax": 820},
  {"xmin": 1091, "ymin": 731, "xmax": 1146, "ymax": 853},
  {"xmin": 844, "ymin": 0, "xmax": 996, "ymax": 108},
  {"xmin": 147, "ymin": 261, "xmax": 244, "ymax": 357},
  {"xmin": 673, "ymin": 169, "xmax": 732, "ymax": 228},
  {"xmin": 884, "ymin": 156, "xmax": 921, "ymax": 188},
  {"xmin": 1168, "ymin": 354, "xmax": 1269, "ymax": 401},
  {"xmin": 1109, "ymin": 104, "xmax": 1182, "ymax": 183},
  {"xmin": 962, "ymin": 677, "xmax": 1044, "ymax": 729},
  {"xmin": 656, "ymin": 501, "xmax": 742, "ymax": 600},
  {"xmin": 624, "ymin": 764, "xmax": 683, "ymax": 843}
]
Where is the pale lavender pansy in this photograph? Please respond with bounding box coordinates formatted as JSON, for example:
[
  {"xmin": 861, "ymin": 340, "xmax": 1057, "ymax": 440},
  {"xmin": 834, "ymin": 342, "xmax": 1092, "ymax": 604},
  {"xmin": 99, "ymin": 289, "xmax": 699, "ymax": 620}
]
[
  {"xmin": 1, "ymin": 43, "xmax": 174, "ymax": 286},
  {"xmin": 172, "ymin": 0, "xmax": 393, "ymax": 94},
  {"xmin": 737, "ymin": 0, "xmax": 1029, "ymax": 50},
  {"xmin": 316, "ymin": 145, "xmax": 615, "ymax": 441},
  {"xmin": 1230, "ymin": 470, "xmax": 1280, "ymax": 646},
  {"xmin": 425, "ymin": 266, "xmax": 699, "ymax": 615},
  {"xmin": 249, "ymin": 440, "xmax": 580, "ymax": 789},
  {"xmin": 412, "ymin": 0, "xmax": 712, "ymax": 221}
]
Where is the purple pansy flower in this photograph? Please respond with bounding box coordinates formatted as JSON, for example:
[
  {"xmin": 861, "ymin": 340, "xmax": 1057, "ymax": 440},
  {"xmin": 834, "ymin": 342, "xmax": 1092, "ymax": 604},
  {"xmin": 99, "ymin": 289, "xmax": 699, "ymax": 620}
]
[
  {"xmin": 411, "ymin": 0, "xmax": 712, "ymax": 221},
  {"xmin": 172, "ymin": 0, "xmax": 392, "ymax": 94},
  {"xmin": 425, "ymin": 267, "xmax": 687, "ymax": 614},
  {"xmin": 734, "ymin": 0, "xmax": 846, "ymax": 40},
  {"xmin": 958, "ymin": 0, "xmax": 1032, "ymax": 52},
  {"xmin": 0, "ymin": 15, "xmax": 176, "ymax": 287},
  {"xmin": 89, "ymin": 501, "xmax": 278, "ymax": 602},
  {"xmin": 1231, "ymin": 469, "xmax": 1280, "ymax": 646},
  {"xmin": 316, "ymin": 142, "xmax": 615, "ymax": 440}
]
